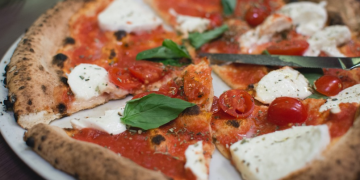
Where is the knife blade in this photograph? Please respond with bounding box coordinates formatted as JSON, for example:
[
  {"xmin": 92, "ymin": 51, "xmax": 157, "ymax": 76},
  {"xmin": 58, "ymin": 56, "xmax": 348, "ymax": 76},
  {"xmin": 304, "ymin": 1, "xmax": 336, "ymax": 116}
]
[{"xmin": 198, "ymin": 53, "xmax": 360, "ymax": 70}]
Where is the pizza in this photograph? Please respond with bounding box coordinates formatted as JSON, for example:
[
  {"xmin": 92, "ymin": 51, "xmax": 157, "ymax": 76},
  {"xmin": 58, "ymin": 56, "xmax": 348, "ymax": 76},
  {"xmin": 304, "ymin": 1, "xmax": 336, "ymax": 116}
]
[{"xmin": 4, "ymin": 0, "xmax": 360, "ymax": 179}]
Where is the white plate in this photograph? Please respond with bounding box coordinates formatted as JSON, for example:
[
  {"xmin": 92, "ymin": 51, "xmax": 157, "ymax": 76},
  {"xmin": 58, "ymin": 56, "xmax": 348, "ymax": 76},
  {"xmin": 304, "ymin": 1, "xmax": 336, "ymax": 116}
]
[{"xmin": 0, "ymin": 37, "xmax": 241, "ymax": 179}]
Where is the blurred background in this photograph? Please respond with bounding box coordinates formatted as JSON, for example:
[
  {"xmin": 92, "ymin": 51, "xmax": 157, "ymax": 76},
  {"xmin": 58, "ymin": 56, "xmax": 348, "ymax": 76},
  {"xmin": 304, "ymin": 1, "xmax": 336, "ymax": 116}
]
[{"xmin": 0, "ymin": 0, "xmax": 60, "ymax": 57}]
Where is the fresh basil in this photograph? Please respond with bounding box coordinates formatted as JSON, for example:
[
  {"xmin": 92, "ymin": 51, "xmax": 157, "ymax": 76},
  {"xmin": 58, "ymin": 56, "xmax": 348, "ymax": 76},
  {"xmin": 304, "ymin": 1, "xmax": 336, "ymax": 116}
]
[
  {"xmin": 189, "ymin": 25, "xmax": 229, "ymax": 49},
  {"xmin": 262, "ymin": 50, "xmax": 271, "ymax": 55},
  {"xmin": 299, "ymin": 68, "xmax": 327, "ymax": 99},
  {"xmin": 162, "ymin": 39, "xmax": 191, "ymax": 59},
  {"xmin": 121, "ymin": 94, "xmax": 196, "ymax": 130},
  {"xmin": 221, "ymin": 0, "xmax": 236, "ymax": 15}
]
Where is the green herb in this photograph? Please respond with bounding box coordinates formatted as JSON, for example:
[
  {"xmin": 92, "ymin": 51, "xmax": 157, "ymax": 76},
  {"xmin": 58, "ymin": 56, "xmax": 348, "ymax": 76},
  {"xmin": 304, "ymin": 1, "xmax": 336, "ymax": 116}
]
[
  {"xmin": 221, "ymin": 0, "xmax": 237, "ymax": 15},
  {"xmin": 298, "ymin": 68, "xmax": 327, "ymax": 99},
  {"xmin": 136, "ymin": 39, "xmax": 191, "ymax": 66},
  {"xmin": 189, "ymin": 25, "xmax": 229, "ymax": 49},
  {"xmin": 121, "ymin": 94, "xmax": 196, "ymax": 130},
  {"xmin": 262, "ymin": 50, "xmax": 271, "ymax": 55}
]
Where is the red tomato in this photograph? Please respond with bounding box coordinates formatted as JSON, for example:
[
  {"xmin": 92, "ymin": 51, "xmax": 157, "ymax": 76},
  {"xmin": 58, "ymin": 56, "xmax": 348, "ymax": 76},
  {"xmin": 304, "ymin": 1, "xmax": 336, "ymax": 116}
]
[
  {"xmin": 267, "ymin": 97, "xmax": 307, "ymax": 126},
  {"xmin": 266, "ymin": 40, "xmax": 309, "ymax": 56},
  {"xmin": 128, "ymin": 61, "xmax": 164, "ymax": 84},
  {"xmin": 132, "ymin": 91, "xmax": 169, "ymax": 100},
  {"xmin": 219, "ymin": 90, "xmax": 255, "ymax": 118},
  {"xmin": 159, "ymin": 80, "xmax": 180, "ymax": 98},
  {"xmin": 314, "ymin": 75, "xmax": 343, "ymax": 96},
  {"xmin": 207, "ymin": 13, "xmax": 223, "ymax": 28},
  {"xmin": 244, "ymin": 5, "xmax": 270, "ymax": 27},
  {"xmin": 211, "ymin": 96, "xmax": 220, "ymax": 113},
  {"xmin": 108, "ymin": 67, "xmax": 142, "ymax": 90}
]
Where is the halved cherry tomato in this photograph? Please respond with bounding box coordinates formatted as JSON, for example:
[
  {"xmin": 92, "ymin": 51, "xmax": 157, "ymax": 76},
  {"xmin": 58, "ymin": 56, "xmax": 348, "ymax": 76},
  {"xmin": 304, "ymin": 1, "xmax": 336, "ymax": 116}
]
[
  {"xmin": 267, "ymin": 97, "xmax": 307, "ymax": 126},
  {"xmin": 207, "ymin": 13, "xmax": 223, "ymax": 28},
  {"xmin": 108, "ymin": 67, "xmax": 142, "ymax": 90},
  {"xmin": 159, "ymin": 80, "xmax": 180, "ymax": 98},
  {"xmin": 266, "ymin": 40, "xmax": 309, "ymax": 56},
  {"xmin": 132, "ymin": 91, "xmax": 169, "ymax": 100},
  {"xmin": 244, "ymin": 5, "xmax": 270, "ymax": 27},
  {"xmin": 219, "ymin": 90, "xmax": 255, "ymax": 118},
  {"xmin": 211, "ymin": 96, "xmax": 220, "ymax": 113},
  {"xmin": 128, "ymin": 61, "xmax": 164, "ymax": 84},
  {"xmin": 314, "ymin": 75, "xmax": 343, "ymax": 96}
]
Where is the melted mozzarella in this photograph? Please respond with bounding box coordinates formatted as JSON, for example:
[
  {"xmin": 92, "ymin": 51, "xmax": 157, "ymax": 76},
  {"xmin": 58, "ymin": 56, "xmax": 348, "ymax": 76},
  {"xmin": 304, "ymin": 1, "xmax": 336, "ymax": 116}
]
[
  {"xmin": 320, "ymin": 84, "xmax": 360, "ymax": 113},
  {"xmin": 169, "ymin": 9, "xmax": 210, "ymax": 37},
  {"xmin": 71, "ymin": 107, "xmax": 127, "ymax": 135},
  {"xmin": 255, "ymin": 67, "xmax": 312, "ymax": 104},
  {"xmin": 68, "ymin": 64, "xmax": 113, "ymax": 100},
  {"xmin": 185, "ymin": 141, "xmax": 208, "ymax": 180},
  {"xmin": 98, "ymin": 0, "xmax": 162, "ymax": 33},
  {"xmin": 230, "ymin": 125, "xmax": 330, "ymax": 180},
  {"xmin": 277, "ymin": 1, "xmax": 327, "ymax": 36},
  {"xmin": 304, "ymin": 25, "xmax": 351, "ymax": 57},
  {"xmin": 239, "ymin": 14, "xmax": 292, "ymax": 51}
]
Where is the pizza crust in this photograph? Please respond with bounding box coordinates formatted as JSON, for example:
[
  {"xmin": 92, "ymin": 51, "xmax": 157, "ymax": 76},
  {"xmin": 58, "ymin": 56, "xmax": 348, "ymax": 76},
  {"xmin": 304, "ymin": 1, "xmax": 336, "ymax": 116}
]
[{"xmin": 23, "ymin": 123, "xmax": 170, "ymax": 180}]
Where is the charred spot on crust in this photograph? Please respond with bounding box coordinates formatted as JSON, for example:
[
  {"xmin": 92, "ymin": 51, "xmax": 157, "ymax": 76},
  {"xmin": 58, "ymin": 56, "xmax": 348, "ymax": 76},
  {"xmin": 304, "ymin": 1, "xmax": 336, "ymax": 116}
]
[
  {"xmin": 29, "ymin": 48, "xmax": 34, "ymax": 53},
  {"xmin": 64, "ymin": 37, "xmax": 75, "ymax": 45},
  {"xmin": 39, "ymin": 65, "xmax": 44, "ymax": 71},
  {"xmin": 181, "ymin": 105, "xmax": 200, "ymax": 116},
  {"xmin": 4, "ymin": 95, "xmax": 16, "ymax": 111},
  {"xmin": 41, "ymin": 136, "xmax": 46, "ymax": 142},
  {"xmin": 57, "ymin": 103, "xmax": 67, "ymax": 114},
  {"xmin": 248, "ymin": 84, "xmax": 254, "ymax": 89},
  {"xmin": 25, "ymin": 136, "xmax": 35, "ymax": 148},
  {"xmin": 14, "ymin": 112, "xmax": 19, "ymax": 122},
  {"xmin": 151, "ymin": 134, "xmax": 166, "ymax": 145},
  {"xmin": 23, "ymin": 57, "xmax": 28, "ymax": 61},
  {"xmin": 109, "ymin": 49, "xmax": 116, "ymax": 59},
  {"xmin": 41, "ymin": 85, "xmax": 47, "ymax": 93},
  {"xmin": 23, "ymin": 39, "xmax": 28, "ymax": 44},
  {"xmin": 328, "ymin": 11, "xmax": 344, "ymax": 26},
  {"xmin": 226, "ymin": 120, "xmax": 240, "ymax": 128},
  {"xmin": 52, "ymin": 53, "xmax": 68, "ymax": 68},
  {"xmin": 60, "ymin": 77, "xmax": 68, "ymax": 86},
  {"xmin": 37, "ymin": 145, "xmax": 42, "ymax": 151},
  {"xmin": 27, "ymin": 100, "xmax": 32, "ymax": 105},
  {"xmin": 19, "ymin": 86, "xmax": 25, "ymax": 90},
  {"xmin": 114, "ymin": 30, "xmax": 127, "ymax": 41}
]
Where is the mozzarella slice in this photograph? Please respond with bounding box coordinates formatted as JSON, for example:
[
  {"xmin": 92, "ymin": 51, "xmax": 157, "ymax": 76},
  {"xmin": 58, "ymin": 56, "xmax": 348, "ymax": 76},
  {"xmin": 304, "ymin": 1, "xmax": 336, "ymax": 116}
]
[
  {"xmin": 68, "ymin": 64, "xmax": 113, "ymax": 100},
  {"xmin": 304, "ymin": 25, "xmax": 352, "ymax": 57},
  {"xmin": 230, "ymin": 125, "xmax": 330, "ymax": 180},
  {"xmin": 169, "ymin": 9, "xmax": 210, "ymax": 37},
  {"xmin": 255, "ymin": 67, "xmax": 312, "ymax": 104},
  {"xmin": 185, "ymin": 141, "xmax": 208, "ymax": 180},
  {"xmin": 277, "ymin": 1, "xmax": 327, "ymax": 36},
  {"xmin": 239, "ymin": 14, "xmax": 292, "ymax": 51},
  {"xmin": 71, "ymin": 107, "xmax": 127, "ymax": 135},
  {"xmin": 98, "ymin": 0, "xmax": 162, "ymax": 33},
  {"xmin": 320, "ymin": 84, "xmax": 360, "ymax": 113}
]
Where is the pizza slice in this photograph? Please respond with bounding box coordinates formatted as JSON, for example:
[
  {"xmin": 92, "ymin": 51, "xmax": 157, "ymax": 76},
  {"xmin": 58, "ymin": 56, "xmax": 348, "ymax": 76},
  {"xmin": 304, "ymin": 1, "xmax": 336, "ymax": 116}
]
[{"xmin": 24, "ymin": 59, "xmax": 215, "ymax": 180}]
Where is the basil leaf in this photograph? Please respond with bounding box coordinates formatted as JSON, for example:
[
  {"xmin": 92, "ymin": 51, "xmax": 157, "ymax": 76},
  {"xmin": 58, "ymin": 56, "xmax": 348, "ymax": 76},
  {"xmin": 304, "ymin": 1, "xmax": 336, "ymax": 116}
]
[
  {"xmin": 221, "ymin": 0, "xmax": 236, "ymax": 15},
  {"xmin": 189, "ymin": 25, "xmax": 229, "ymax": 49},
  {"xmin": 121, "ymin": 94, "xmax": 196, "ymax": 130},
  {"xmin": 262, "ymin": 50, "xmax": 271, "ymax": 55},
  {"xmin": 299, "ymin": 68, "xmax": 327, "ymax": 99},
  {"xmin": 162, "ymin": 39, "xmax": 191, "ymax": 59},
  {"xmin": 154, "ymin": 58, "xmax": 191, "ymax": 67}
]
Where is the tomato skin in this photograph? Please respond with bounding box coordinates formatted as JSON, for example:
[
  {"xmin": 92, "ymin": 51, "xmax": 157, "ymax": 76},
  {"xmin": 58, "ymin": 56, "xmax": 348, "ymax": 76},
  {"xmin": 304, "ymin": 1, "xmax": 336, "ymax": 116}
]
[
  {"xmin": 128, "ymin": 61, "xmax": 164, "ymax": 84},
  {"xmin": 314, "ymin": 75, "xmax": 343, "ymax": 96},
  {"xmin": 219, "ymin": 90, "xmax": 255, "ymax": 118},
  {"xmin": 267, "ymin": 97, "xmax": 307, "ymax": 126},
  {"xmin": 108, "ymin": 67, "xmax": 142, "ymax": 90},
  {"xmin": 207, "ymin": 13, "xmax": 223, "ymax": 28},
  {"xmin": 159, "ymin": 80, "xmax": 180, "ymax": 98},
  {"xmin": 244, "ymin": 5, "xmax": 270, "ymax": 27},
  {"xmin": 266, "ymin": 40, "xmax": 309, "ymax": 56},
  {"xmin": 211, "ymin": 96, "xmax": 220, "ymax": 113},
  {"xmin": 132, "ymin": 91, "xmax": 169, "ymax": 100}
]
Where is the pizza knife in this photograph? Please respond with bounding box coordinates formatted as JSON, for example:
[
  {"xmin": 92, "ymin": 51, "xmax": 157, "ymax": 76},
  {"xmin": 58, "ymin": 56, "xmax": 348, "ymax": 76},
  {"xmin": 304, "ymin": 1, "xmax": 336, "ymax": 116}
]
[{"xmin": 198, "ymin": 53, "xmax": 360, "ymax": 70}]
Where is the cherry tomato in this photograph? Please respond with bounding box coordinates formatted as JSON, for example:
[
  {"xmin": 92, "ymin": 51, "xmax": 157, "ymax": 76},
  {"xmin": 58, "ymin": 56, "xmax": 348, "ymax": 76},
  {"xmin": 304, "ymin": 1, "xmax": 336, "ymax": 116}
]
[
  {"xmin": 207, "ymin": 13, "xmax": 223, "ymax": 28},
  {"xmin": 211, "ymin": 96, "xmax": 220, "ymax": 113},
  {"xmin": 108, "ymin": 67, "xmax": 142, "ymax": 90},
  {"xmin": 132, "ymin": 91, "xmax": 169, "ymax": 100},
  {"xmin": 159, "ymin": 80, "xmax": 180, "ymax": 98},
  {"xmin": 266, "ymin": 40, "xmax": 309, "ymax": 56},
  {"xmin": 267, "ymin": 97, "xmax": 307, "ymax": 126},
  {"xmin": 128, "ymin": 61, "xmax": 164, "ymax": 84},
  {"xmin": 314, "ymin": 75, "xmax": 343, "ymax": 96},
  {"xmin": 219, "ymin": 90, "xmax": 255, "ymax": 118},
  {"xmin": 244, "ymin": 5, "xmax": 270, "ymax": 27}
]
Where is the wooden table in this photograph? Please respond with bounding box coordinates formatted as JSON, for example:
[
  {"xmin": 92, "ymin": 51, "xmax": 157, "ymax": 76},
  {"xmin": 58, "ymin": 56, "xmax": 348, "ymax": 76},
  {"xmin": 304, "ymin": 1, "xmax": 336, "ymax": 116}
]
[{"xmin": 0, "ymin": 0, "xmax": 60, "ymax": 179}]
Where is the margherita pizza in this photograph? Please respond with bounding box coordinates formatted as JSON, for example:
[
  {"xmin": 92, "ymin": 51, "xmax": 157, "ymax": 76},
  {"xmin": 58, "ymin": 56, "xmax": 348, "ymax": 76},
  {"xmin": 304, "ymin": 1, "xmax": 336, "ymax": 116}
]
[{"xmin": 4, "ymin": 0, "xmax": 360, "ymax": 179}]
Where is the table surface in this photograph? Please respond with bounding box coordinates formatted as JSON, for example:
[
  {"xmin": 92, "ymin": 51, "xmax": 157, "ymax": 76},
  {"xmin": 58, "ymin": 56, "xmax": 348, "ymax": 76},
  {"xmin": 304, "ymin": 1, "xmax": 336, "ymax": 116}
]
[{"xmin": 0, "ymin": 0, "xmax": 60, "ymax": 179}]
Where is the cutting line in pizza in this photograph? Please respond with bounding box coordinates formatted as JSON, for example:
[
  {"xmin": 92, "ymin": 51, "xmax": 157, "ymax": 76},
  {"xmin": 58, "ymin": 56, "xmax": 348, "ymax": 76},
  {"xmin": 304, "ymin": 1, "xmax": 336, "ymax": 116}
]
[{"xmin": 3, "ymin": 0, "xmax": 360, "ymax": 179}]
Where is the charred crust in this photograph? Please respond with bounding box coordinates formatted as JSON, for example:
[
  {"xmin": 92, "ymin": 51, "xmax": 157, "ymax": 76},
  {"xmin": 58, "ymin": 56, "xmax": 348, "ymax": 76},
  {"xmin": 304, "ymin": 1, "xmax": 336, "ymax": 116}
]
[
  {"xmin": 41, "ymin": 135, "xmax": 47, "ymax": 141},
  {"xmin": 23, "ymin": 57, "xmax": 28, "ymax": 61},
  {"xmin": 52, "ymin": 53, "xmax": 68, "ymax": 68},
  {"xmin": 14, "ymin": 112, "xmax": 19, "ymax": 122},
  {"xmin": 41, "ymin": 85, "xmax": 47, "ymax": 93},
  {"xmin": 27, "ymin": 100, "xmax": 32, "ymax": 105},
  {"xmin": 29, "ymin": 48, "xmax": 34, "ymax": 53},
  {"xmin": 57, "ymin": 103, "xmax": 67, "ymax": 114},
  {"xmin": 60, "ymin": 77, "xmax": 68, "ymax": 86},
  {"xmin": 181, "ymin": 105, "xmax": 200, "ymax": 116},
  {"xmin": 37, "ymin": 145, "xmax": 42, "ymax": 151},
  {"xmin": 328, "ymin": 11, "xmax": 345, "ymax": 26},
  {"xmin": 3, "ymin": 99, "xmax": 13, "ymax": 111},
  {"xmin": 151, "ymin": 134, "xmax": 166, "ymax": 145},
  {"xmin": 109, "ymin": 49, "xmax": 116, "ymax": 59},
  {"xmin": 226, "ymin": 120, "xmax": 240, "ymax": 128},
  {"xmin": 25, "ymin": 136, "xmax": 35, "ymax": 148},
  {"xmin": 54, "ymin": 158, "xmax": 59, "ymax": 164},
  {"xmin": 39, "ymin": 65, "xmax": 44, "ymax": 71},
  {"xmin": 64, "ymin": 37, "xmax": 75, "ymax": 45},
  {"xmin": 248, "ymin": 84, "xmax": 254, "ymax": 89},
  {"xmin": 19, "ymin": 86, "xmax": 25, "ymax": 90},
  {"xmin": 114, "ymin": 30, "xmax": 127, "ymax": 41}
]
